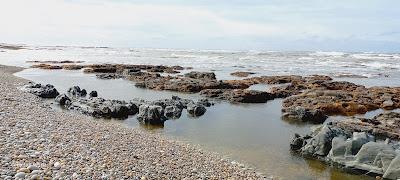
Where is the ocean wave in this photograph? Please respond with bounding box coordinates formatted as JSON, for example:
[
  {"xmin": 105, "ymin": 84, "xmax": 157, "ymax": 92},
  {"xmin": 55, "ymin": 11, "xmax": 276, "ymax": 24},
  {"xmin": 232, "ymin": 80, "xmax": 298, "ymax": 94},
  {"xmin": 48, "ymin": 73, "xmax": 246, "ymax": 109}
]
[
  {"xmin": 309, "ymin": 51, "xmax": 345, "ymax": 57},
  {"xmin": 351, "ymin": 53, "xmax": 400, "ymax": 60}
]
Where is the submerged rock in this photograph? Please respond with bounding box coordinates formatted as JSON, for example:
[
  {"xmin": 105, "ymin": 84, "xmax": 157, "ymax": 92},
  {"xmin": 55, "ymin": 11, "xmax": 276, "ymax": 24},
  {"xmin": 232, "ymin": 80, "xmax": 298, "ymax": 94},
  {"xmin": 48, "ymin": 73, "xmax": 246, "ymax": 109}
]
[{"xmin": 22, "ymin": 82, "xmax": 59, "ymax": 98}]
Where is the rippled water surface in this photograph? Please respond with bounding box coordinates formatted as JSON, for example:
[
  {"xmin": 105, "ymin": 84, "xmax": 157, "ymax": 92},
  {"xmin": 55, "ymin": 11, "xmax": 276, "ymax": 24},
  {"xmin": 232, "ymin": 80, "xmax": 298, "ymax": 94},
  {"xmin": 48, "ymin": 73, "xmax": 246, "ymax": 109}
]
[{"xmin": 2, "ymin": 46, "xmax": 400, "ymax": 179}]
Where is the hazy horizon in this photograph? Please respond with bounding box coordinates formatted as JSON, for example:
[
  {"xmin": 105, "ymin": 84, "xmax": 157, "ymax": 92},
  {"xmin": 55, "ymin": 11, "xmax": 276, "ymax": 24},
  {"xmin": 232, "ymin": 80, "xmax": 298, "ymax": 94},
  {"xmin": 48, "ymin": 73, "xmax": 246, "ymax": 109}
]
[{"xmin": 1, "ymin": 0, "xmax": 400, "ymax": 52}]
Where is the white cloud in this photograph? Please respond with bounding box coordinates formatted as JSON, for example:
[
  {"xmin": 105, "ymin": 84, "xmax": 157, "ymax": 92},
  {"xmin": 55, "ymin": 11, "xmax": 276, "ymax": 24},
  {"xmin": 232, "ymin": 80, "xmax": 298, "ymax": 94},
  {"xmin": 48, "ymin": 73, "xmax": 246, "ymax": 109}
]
[{"xmin": 0, "ymin": 0, "xmax": 399, "ymax": 51}]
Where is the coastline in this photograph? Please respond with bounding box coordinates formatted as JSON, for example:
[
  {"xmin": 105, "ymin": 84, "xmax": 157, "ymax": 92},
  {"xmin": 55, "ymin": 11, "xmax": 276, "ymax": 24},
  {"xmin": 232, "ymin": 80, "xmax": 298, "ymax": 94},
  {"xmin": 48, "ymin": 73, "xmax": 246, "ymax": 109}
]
[{"xmin": 0, "ymin": 65, "xmax": 264, "ymax": 179}]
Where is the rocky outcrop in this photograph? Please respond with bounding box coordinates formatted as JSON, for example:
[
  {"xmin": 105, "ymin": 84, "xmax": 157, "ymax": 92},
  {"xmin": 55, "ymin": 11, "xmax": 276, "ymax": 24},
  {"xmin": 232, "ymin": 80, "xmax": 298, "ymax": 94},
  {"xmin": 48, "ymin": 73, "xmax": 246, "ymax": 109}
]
[
  {"xmin": 184, "ymin": 71, "xmax": 216, "ymax": 80},
  {"xmin": 282, "ymin": 86, "xmax": 400, "ymax": 122},
  {"xmin": 22, "ymin": 82, "xmax": 59, "ymax": 98},
  {"xmin": 200, "ymin": 89, "xmax": 273, "ymax": 103},
  {"xmin": 31, "ymin": 64, "xmax": 63, "ymax": 70},
  {"xmin": 335, "ymin": 112, "xmax": 400, "ymax": 140},
  {"xmin": 282, "ymin": 106, "xmax": 327, "ymax": 123},
  {"xmin": 66, "ymin": 97, "xmax": 138, "ymax": 119},
  {"xmin": 291, "ymin": 113, "xmax": 400, "ymax": 179},
  {"xmin": 230, "ymin": 71, "xmax": 256, "ymax": 77},
  {"xmin": 52, "ymin": 86, "xmax": 212, "ymax": 124},
  {"xmin": 96, "ymin": 73, "xmax": 123, "ymax": 79},
  {"xmin": 62, "ymin": 64, "xmax": 84, "ymax": 70}
]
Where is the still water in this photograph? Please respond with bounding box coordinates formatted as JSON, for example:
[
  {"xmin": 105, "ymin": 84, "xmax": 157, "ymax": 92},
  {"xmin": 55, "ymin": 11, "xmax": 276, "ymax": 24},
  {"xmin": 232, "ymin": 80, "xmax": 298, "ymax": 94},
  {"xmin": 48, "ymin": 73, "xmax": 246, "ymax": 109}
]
[{"xmin": 15, "ymin": 68, "xmax": 374, "ymax": 180}]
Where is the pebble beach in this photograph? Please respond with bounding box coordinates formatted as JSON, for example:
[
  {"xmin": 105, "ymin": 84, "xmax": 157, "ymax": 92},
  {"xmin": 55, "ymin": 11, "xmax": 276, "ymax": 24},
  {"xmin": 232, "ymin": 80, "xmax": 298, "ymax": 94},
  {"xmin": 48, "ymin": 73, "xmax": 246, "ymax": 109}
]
[{"xmin": 0, "ymin": 65, "xmax": 264, "ymax": 179}]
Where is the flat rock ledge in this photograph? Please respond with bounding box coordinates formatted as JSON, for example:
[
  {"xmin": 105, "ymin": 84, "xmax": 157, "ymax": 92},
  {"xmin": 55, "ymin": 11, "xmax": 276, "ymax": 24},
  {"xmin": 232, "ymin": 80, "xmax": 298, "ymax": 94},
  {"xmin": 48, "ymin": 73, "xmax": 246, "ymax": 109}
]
[
  {"xmin": 290, "ymin": 112, "xmax": 400, "ymax": 179},
  {"xmin": 0, "ymin": 65, "xmax": 265, "ymax": 179}
]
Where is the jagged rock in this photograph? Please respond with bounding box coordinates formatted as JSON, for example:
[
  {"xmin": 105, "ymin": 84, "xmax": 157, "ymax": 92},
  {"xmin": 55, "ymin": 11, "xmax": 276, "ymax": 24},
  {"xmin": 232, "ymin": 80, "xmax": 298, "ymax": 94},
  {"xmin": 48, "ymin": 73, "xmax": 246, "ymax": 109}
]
[
  {"xmin": 68, "ymin": 86, "xmax": 87, "ymax": 97},
  {"xmin": 164, "ymin": 106, "xmax": 183, "ymax": 119},
  {"xmin": 55, "ymin": 94, "xmax": 71, "ymax": 106},
  {"xmin": 290, "ymin": 133, "xmax": 305, "ymax": 151},
  {"xmin": 187, "ymin": 103, "xmax": 206, "ymax": 117},
  {"xmin": 137, "ymin": 105, "xmax": 166, "ymax": 125},
  {"xmin": 67, "ymin": 97, "xmax": 136, "ymax": 119},
  {"xmin": 300, "ymin": 125, "xmax": 349, "ymax": 156},
  {"xmin": 22, "ymin": 82, "xmax": 59, "ymax": 98}
]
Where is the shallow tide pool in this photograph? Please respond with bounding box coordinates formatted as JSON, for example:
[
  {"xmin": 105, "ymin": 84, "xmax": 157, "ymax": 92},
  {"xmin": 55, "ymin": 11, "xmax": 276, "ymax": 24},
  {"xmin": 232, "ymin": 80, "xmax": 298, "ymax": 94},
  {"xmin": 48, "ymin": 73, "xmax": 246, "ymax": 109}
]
[{"xmin": 15, "ymin": 68, "xmax": 376, "ymax": 180}]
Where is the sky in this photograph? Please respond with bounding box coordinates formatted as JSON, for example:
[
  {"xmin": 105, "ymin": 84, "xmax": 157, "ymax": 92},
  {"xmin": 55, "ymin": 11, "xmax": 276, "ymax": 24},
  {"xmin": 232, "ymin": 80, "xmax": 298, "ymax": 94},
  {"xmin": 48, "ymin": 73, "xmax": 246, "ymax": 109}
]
[{"xmin": 1, "ymin": 0, "xmax": 399, "ymax": 52}]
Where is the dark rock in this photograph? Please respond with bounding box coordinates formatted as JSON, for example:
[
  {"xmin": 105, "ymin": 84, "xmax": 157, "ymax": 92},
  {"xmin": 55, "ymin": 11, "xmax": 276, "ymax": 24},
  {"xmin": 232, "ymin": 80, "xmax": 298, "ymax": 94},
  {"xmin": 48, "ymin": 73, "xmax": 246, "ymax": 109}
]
[
  {"xmin": 23, "ymin": 82, "xmax": 59, "ymax": 98},
  {"xmin": 55, "ymin": 94, "xmax": 71, "ymax": 106},
  {"xmin": 187, "ymin": 103, "xmax": 206, "ymax": 117},
  {"xmin": 197, "ymin": 98, "xmax": 213, "ymax": 107},
  {"xmin": 68, "ymin": 86, "xmax": 87, "ymax": 96},
  {"xmin": 89, "ymin": 91, "xmax": 98, "ymax": 97},
  {"xmin": 137, "ymin": 105, "xmax": 167, "ymax": 125},
  {"xmin": 290, "ymin": 133, "xmax": 305, "ymax": 151},
  {"xmin": 164, "ymin": 105, "xmax": 183, "ymax": 119},
  {"xmin": 282, "ymin": 106, "xmax": 328, "ymax": 123}
]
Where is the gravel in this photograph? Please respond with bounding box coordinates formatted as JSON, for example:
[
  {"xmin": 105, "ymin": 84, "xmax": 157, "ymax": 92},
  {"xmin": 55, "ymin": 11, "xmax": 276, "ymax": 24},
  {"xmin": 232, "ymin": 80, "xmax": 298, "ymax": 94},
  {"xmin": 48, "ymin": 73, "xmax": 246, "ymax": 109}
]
[{"xmin": 0, "ymin": 65, "xmax": 266, "ymax": 179}]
